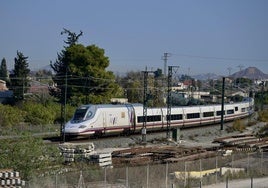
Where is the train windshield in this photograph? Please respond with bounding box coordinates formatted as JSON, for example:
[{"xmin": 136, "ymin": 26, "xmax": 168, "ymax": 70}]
[
  {"xmin": 73, "ymin": 108, "xmax": 88, "ymax": 121},
  {"xmin": 72, "ymin": 105, "xmax": 95, "ymax": 122}
]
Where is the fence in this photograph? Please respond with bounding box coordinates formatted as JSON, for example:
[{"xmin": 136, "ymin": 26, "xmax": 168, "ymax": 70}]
[
  {"xmin": 27, "ymin": 151, "xmax": 268, "ymax": 188},
  {"xmin": 0, "ymin": 123, "xmax": 60, "ymax": 136}
]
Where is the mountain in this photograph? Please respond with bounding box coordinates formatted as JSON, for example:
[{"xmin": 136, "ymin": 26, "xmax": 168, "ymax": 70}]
[{"xmin": 230, "ymin": 67, "xmax": 268, "ymax": 80}]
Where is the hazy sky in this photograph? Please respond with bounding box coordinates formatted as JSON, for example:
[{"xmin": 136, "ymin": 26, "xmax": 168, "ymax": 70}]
[{"xmin": 1, "ymin": 0, "xmax": 268, "ymax": 76}]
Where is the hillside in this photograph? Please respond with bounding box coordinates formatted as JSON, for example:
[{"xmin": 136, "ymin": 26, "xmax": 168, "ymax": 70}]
[{"xmin": 230, "ymin": 67, "xmax": 268, "ymax": 79}]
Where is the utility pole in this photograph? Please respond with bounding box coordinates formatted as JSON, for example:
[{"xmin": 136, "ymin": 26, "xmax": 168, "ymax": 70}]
[
  {"xmin": 237, "ymin": 64, "xmax": 244, "ymax": 72},
  {"xmin": 237, "ymin": 65, "xmax": 244, "ymax": 87},
  {"xmin": 63, "ymin": 67, "xmax": 67, "ymax": 142},
  {"xmin": 142, "ymin": 68, "xmax": 155, "ymax": 143},
  {"xmin": 61, "ymin": 66, "xmax": 68, "ymax": 143},
  {"xmin": 261, "ymin": 81, "xmax": 264, "ymax": 111},
  {"xmin": 167, "ymin": 65, "xmax": 179, "ymax": 139},
  {"xmin": 227, "ymin": 67, "xmax": 232, "ymax": 96},
  {"xmin": 220, "ymin": 77, "xmax": 225, "ymax": 131},
  {"xmin": 162, "ymin": 53, "xmax": 171, "ymax": 77},
  {"xmin": 227, "ymin": 67, "xmax": 232, "ymax": 76}
]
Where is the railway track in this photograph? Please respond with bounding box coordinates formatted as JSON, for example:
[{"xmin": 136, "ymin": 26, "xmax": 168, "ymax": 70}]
[
  {"xmin": 44, "ymin": 117, "xmax": 257, "ymax": 148},
  {"xmin": 43, "ymin": 117, "xmax": 267, "ymax": 167}
]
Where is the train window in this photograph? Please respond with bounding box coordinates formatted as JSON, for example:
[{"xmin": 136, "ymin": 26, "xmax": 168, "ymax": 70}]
[
  {"xmin": 73, "ymin": 108, "xmax": 88, "ymax": 120},
  {"xmin": 227, "ymin": 109, "xmax": 234, "ymax": 114},
  {"xmin": 235, "ymin": 107, "xmax": 238, "ymax": 111},
  {"xmin": 150, "ymin": 115, "xmax": 161, "ymax": 122},
  {"xmin": 137, "ymin": 115, "xmax": 161, "ymax": 123},
  {"xmin": 166, "ymin": 114, "xmax": 183, "ymax": 120},
  {"xmin": 154, "ymin": 116, "xmax": 158, "ymax": 121},
  {"xmin": 203, "ymin": 111, "xmax": 214, "ymax": 117},
  {"xmin": 241, "ymin": 108, "xmax": 246, "ymax": 112},
  {"xmin": 216, "ymin": 111, "xmax": 225, "ymax": 116},
  {"xmin": 186, "ymin": 113, "xmax": 200, "ymax": 119},
  {"xmin": 86, "ymin": 111, "xmax": 93, "ymax": 119},
  {"xmin": 137, "ymin": 116, "xmax": 144, "ymax": 123}
]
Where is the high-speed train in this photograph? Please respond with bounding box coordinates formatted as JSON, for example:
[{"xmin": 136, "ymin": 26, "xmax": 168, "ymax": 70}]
[{"xmin": 64, "ymin": 98, "xmax": 254, "ymax": 137}]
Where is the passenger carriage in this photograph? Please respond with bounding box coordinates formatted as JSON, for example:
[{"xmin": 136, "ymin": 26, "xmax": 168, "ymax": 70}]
[{"xmin": 64, "ymin": 98, "xmax": 254, "ymax": 137}]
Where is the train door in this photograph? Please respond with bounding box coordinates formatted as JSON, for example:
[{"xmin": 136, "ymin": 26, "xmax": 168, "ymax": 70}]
[
  {"xmin": 182, "ymin": 108, "xmax": 186, "ymax": 127},
  {"xmin": 103, "ymin": 108, "xmax": 119, "ymax": 134},
  {"xmin": 126, "ymin": 104, "xmax": 135, "ymax": 132},
  {"xmin": 104, "ymin": 109, "xmax": 119, "ymax": 134},
  {"xmin": 103, "ymin": 111, "xmax": 107, "ymax": 134},
  {"xmin": 213, "ymin": 106, "xmax": 216, "ymax": 123},
  {"xmin": 161, "ymin": 108, "xmax": 164, "ymax": 129}
]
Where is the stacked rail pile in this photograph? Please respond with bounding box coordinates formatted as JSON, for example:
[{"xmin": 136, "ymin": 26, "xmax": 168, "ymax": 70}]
[
  {"xmin": 213, "ymin": 134, "xmax": 268, "ymax": 152},
  {"xmin": 112, "ymin": 147, "xmax": 154, "ymax": 166},
  {"xmin": 59, "ymin": 143, "xmax": 113, "ymax": 167},
  {"xmin": 0, "ymin": 169, "xmax": 25, "ymax": 187},
  {"xmin": 90, "ymin": 153, "xmax": 113, "ymax": 168},
  {"xmin": 59, "ymin": 142, "xmax": 95, "ymax": 162},
  {"xmin": 112, "ymin": 146, "xmax": 216, "ymax": 167}
]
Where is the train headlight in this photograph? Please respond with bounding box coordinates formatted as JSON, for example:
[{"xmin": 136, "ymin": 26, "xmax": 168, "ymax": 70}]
[{"xmin": 79, "ymin": 125, "xmax": 87, "ymax": 129}]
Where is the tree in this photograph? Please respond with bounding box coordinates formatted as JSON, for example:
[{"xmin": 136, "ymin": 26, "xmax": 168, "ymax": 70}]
[
  {"xmin": 61, "ymin": 28, "xmax": 83, "ymax": 46},
  {"xmin": 152, "ymin": 69, "xmax": 165, "ymax": 106},
  {"xmin": 0, "ymin": 58, "xmax": 9, "ymax": 83},
  {"xmin": 10, "ymin": 51, "xmax": 30, "ymax": 100},
  {"xmin": 50, "ymin": 29, "xmax": 122, "ymax": 105},
  {"xmin": 35, "ymin": 69, "xmax": 52, "ymax": 78},
  {"xmin": 117, "ymin": 71, "xmax": 143, "ymax": 103},
  {"xmin": 117, "ymin": 70, "xmax": 165, "ymax": 106},
  {"xmin": 0, "ymin": 134, "xmax": 62, "ymax": 180},
  {"xmin": 235, "ymin": 77, "xmax": 252, "ymax": 88}
]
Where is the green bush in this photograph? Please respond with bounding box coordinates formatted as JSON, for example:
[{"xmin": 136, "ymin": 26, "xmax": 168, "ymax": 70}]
[
  {"xmin": 52, "ymin": 103, "xmax": 76, "ymax": 124},
  {"xmin": 0, "ymin": 133, "xmax": 62, "ymax": 180},
  {"xmin": 258, "ymin": 123, "xmax": 268, "ymax": 137},
  {"xmin": 0, "ymin": 104, "xmax": 24, "ymax": 127},
  {"xmin": 258, "ymin": 110, "xmax": 268, "ymax": 122},
  {"xmin": 21, "ymin": 102, "xmax": 76, "ymax": 125},
  {"xmin": 22, "ymin": 102, "xmax": 56, "ymax": 125},
  {"xmin": 0, "ymin": 100, "xmax": 76, "ymax": 132},
  {"xmin": 232, "ymin": 119, "xmax": 246, "ymax": 132},
  {"xmin": 226, "ymin": 119, "xmax": 246, "ymax": 133}
]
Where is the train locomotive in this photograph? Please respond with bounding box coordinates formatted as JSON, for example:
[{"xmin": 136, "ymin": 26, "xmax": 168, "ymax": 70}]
[{"xmin": 64, "ymin": 97, "xmax": 254, "ymax": 137}]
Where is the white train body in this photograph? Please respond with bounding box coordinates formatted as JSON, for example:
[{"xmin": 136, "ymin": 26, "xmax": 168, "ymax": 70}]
[{"xmin": 64, "ymin": 98, "xmax": 254, "ymax": 137}]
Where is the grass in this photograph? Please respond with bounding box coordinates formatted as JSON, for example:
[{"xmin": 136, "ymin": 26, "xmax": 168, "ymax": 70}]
[
  {"xmin": 226, "ymin": 119, "xmax": 246, "ymax": 133},
  {"xmin": 258, "ymin": 110, "xmax": 268, "ymax": 122},
  {"xmin": 257, "ymin": 123, "xmax": 268, "ymax": 137}
]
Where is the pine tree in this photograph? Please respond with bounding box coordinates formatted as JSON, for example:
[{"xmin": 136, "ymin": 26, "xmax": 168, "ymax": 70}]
[
  {"xmin": 10, "ymin": 51, "xmax": 30, "ymax": 100},
  {"xmin": 50, "ymin": 29, "xmax": 122, "ymax": 105},
  {"xmin": 0, "ymin": 58, "xmax": 9, "ymax": 82}
]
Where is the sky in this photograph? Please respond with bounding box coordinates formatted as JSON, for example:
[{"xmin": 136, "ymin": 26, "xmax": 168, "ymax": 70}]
[{"xmin": 1, "ymin": 0, "xmax": 268, "ymax": 76}]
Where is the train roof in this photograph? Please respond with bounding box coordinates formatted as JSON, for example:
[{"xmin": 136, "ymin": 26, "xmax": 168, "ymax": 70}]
[
  {"xmin": 78, "ymin": 97, "xmax": 253, "ymax": 109},
  {"xmin": 80, "ymin": 103, "xmax": 143, "ymax": 109}
]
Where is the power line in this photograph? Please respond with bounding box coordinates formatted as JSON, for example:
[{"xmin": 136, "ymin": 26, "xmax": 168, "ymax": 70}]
[{"xmin": 173, "ymin": 53, "xmax": 268, "ymax": 62}]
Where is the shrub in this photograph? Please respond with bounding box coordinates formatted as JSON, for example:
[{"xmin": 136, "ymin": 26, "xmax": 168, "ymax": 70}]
[
  {"xmin": 0, "ymin": 104, "xmax": 24, "ymax": 127},
  {"xmin": 0, "ymin": 133, "xmax": 62, "ymax": 180},
  {"xmin": 21, "ymin": 102, "xmax": 76, "ymax": 125},
  {"xmin": 232, "ymin": 119, "xmax": 246, "ymax": 132},
  {"xmin": 226, "ymin": 119, "xmax": 246, "ymax": 133},
  {"xmin": 258, "ymin": 110, "xmax": 268, "ymax": 122},
  {"xmin": 53, "ymin": 103, "xmax": 76, "ymax": 124},
  {"xmin": 22, "ymin": 102, "xmax": 56, "ymax": 125},
  {"xmin": 258, "ymin": 123, "xmax": 268, "ymax": 137}
]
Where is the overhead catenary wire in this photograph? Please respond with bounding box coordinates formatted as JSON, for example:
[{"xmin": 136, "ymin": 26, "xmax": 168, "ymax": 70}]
[{"xmin": 172, "ymin": 53, "xmax": 268, "ymax": 62}]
